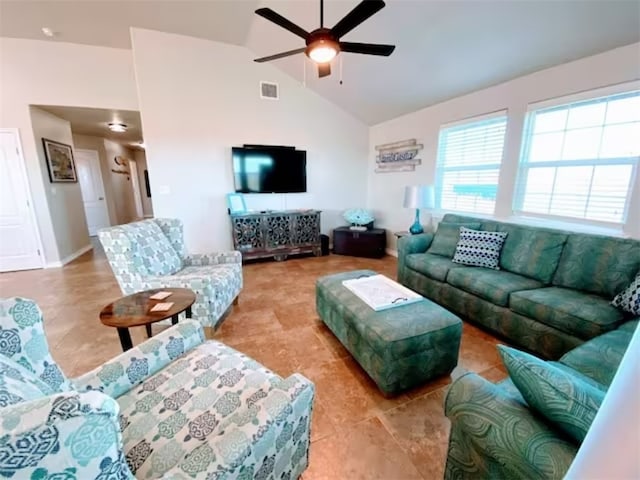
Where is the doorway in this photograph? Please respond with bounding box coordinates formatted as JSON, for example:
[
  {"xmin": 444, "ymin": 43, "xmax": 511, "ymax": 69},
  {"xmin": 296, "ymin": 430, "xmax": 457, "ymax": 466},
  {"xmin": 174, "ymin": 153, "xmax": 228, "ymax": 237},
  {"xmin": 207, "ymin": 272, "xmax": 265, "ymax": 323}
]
[
  {"xmin": 0, "ymin": 129, "xmax": 43, "ymax": 272},
  {"xmin": 76, "ymin": 149, "xmax": 110, "ymax": 235}
]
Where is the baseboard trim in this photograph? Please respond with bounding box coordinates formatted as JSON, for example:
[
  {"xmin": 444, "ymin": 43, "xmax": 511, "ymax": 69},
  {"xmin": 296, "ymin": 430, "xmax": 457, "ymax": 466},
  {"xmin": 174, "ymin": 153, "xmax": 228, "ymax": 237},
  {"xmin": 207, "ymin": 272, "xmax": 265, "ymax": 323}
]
[
  {"xmin": 46, "ymin": 244, "xmax": 93, "ymax": 268},
  {"xmin": 386, "ymin": 248, "xmax": 398, "ymax": 258}
]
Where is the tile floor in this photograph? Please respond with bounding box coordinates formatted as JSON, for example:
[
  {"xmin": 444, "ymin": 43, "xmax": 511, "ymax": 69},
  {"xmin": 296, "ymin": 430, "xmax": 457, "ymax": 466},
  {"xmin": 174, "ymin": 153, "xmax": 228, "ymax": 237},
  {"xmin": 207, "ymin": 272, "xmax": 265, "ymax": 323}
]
[{"xmin": 0, "ymin": 244, "xmax": 508, "ymax": 480}]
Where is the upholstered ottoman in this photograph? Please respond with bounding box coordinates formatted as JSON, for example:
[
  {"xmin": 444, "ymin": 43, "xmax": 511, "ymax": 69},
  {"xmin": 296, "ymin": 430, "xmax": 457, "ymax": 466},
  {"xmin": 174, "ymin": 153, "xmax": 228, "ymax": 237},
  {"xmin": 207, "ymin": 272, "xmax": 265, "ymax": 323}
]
[{"xmin": 316, "ymin": 270, "xmax": 463, "ymax": 395}]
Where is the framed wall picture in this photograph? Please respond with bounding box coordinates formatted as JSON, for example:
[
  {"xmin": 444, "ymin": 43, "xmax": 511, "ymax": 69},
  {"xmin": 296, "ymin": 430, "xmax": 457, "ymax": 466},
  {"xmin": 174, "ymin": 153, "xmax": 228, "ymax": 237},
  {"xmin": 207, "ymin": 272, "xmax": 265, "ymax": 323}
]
[
  {"xmin": 42, "ymin": 138, "xmax": 77, "ymax": 183},
  {"xmin": 226, "ymin": 193, "xmax": 247, "ymax": 214}
]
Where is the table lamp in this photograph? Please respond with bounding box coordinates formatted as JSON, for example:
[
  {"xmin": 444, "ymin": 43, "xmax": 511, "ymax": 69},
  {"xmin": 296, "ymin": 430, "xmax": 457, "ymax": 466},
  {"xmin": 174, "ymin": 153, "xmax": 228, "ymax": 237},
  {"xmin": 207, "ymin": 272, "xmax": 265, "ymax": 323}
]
[{"xmin": 403, "ymin": 185, "xmax": 435, "ymax": 234}]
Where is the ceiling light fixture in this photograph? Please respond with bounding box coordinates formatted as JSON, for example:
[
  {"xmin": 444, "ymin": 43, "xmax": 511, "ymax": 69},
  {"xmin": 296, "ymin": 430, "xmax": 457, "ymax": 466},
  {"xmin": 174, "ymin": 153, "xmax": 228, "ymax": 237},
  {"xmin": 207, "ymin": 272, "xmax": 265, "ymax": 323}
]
[
  {"xmin": 306, "ymin": 38, "xmax": 338, "ymax": 64},
  {"xmin": 41, "ymin": 27, "xmax": 55, "ymax": 38},
  {"xmin": 108, "ymin": 122, "xmax": 128, "ymax": 133}
]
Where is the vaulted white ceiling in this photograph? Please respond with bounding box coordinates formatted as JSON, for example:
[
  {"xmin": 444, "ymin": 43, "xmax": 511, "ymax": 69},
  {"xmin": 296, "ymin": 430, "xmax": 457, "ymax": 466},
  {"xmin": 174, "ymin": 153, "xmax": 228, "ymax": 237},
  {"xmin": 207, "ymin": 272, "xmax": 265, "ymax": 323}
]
[{"xmin": 2, "ymin": 0, "xmax": 639, "ymax": 124}]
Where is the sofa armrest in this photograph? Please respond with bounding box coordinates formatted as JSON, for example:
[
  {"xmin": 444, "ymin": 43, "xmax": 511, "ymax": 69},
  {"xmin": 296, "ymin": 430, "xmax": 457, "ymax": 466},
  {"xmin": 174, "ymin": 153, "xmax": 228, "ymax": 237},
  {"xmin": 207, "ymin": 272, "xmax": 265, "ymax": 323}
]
[
  {"xmin": 445, "ymin": 372, "xmax": 577, "ymax": 479},
  {"xmin": 215, "ymin": 373, "xmax": 316, "ymax": 478},
  {"xmin": 0, "ymin": 391, "xmax": 133, "ymax": 478},
  {"xmin": 398, "ymin": 233, "xmax": 433, "ymax": 256},
  {"xmin": 397, "ymin": 233, "xmax": 433, "ymax": 272},
  {"xmin": 71, "ymin": 319, "xmax": 204, "ymax": 399},
  {"xmin": 184, "ymin": 250, "xmax": 242, "ymax": 266}
]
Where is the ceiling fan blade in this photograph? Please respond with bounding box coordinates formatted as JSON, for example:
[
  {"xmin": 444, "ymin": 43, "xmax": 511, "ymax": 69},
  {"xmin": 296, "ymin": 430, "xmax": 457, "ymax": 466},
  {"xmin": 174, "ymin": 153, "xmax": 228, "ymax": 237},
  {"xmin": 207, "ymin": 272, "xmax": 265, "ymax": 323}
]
[
  {"xmin": 255, "ymin": 8, "xmax": 310, "ymax": 40},
  {"xmin": 340, "ymin": 42, "xmax": 395, "ymax": 56},
  {"xmin": 254, "ymin": 47, "xmax": 306, "ymax": 63},
  {"xmin": 318, "ymin": 63, "xmax": 331, "ymax": 78},
  {"xmin": 330, "ymin": 0, "xmax": 386, "ymax": 38}
]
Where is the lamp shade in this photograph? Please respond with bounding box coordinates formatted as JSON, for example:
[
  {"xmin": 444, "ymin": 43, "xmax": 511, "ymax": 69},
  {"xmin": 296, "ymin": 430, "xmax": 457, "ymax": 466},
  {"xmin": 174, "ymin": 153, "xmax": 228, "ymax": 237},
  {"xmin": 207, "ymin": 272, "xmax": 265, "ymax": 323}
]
[{"xmin": 403, "ymin": 185, "xmax": 435, "ymax": 209}]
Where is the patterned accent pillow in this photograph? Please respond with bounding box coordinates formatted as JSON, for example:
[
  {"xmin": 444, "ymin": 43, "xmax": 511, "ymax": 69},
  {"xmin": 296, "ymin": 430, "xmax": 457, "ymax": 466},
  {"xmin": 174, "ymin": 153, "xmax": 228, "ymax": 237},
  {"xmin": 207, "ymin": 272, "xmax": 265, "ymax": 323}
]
[
  {"xmin": 611, "ymin": 273, "xmax": 640, "ymax": 315},
  {"xmin": 499, "ymin": 345, "xmax": 604, "ymax": 443},
  {"xmin": 452, "ymin": 227, "xmax": 507, "ymax": 270}
]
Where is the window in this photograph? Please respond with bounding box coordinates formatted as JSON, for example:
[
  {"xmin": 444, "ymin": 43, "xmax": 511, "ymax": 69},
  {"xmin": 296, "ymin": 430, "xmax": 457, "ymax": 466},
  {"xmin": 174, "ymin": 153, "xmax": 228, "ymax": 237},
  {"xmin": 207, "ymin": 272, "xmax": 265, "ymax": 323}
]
[
  {"xmin": 435, "ymin": 112, "xmax": 507, "ymax": 214},
  {"xmin": 514, "ymin": 90, "xmax": 640, "ymax": 224}
]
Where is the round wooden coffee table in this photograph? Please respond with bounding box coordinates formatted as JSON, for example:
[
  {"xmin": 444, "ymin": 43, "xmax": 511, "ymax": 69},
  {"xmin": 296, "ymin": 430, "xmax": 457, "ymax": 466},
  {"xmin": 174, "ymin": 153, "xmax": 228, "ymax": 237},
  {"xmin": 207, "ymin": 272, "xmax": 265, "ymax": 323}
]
[{"xmin": 100, "ymin": 288, "xmax": 196, "ymax": 351}]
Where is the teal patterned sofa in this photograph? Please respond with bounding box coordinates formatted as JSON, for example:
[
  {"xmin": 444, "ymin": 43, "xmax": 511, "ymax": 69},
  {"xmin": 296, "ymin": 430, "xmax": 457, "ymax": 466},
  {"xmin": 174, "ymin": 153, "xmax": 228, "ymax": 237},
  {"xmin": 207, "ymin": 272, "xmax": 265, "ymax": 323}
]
[
  {"xmin": 398, "ymin": 214, "xmax": 640, "ymax": 359},
  {"xmin": 99, "ymin": 218, "xmax": 242, "ymax": 329},
  {"xmin": 444, "ymin": 319, "xmax": 638, "ymax": 479},
  {"xmin": 0, "ymin": 297, "xmax": 315, "ymax": 479}
]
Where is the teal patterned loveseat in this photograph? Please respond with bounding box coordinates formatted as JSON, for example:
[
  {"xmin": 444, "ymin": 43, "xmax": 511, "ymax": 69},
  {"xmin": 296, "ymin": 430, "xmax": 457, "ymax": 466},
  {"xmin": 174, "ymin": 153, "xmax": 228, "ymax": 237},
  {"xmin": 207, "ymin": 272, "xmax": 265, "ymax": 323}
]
[
  {"xmin": 398, "ymin": 214, "xmax": 640, "ymax": 359},
  {"xmin": 444, "ymin": 319, "xmax": 638, "ymax": 479},
  {"xmin": 99, "ymin": 218, "xmax": 242, "ymax": 329},
  {"xmin": 0, "ymin": 297, "xmax": 315, "ymax": 479}
]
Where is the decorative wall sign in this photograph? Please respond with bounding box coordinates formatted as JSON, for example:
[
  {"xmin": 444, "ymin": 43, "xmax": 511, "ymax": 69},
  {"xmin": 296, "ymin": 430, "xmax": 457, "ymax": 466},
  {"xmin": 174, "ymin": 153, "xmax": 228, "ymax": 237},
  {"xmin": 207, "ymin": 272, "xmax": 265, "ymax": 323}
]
[
  {"xmin": 42, "ymin": 138, "xmax": 77, "ymax": 182},
  {"xmin": 111, "ymin": 155, "xmax": 130, "ymax": 178},
  {"xmin": 374, "ymin": 139, "xmax": 424, "ymax": 173}
]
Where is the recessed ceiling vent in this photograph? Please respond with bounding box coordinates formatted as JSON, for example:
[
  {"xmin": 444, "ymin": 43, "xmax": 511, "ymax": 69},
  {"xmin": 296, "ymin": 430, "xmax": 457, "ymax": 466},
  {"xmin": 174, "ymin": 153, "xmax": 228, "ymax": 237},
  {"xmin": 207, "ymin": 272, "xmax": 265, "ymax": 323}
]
[{"xmin": 260, "ymin": 81, "xmax": 279, "ymax": 100}]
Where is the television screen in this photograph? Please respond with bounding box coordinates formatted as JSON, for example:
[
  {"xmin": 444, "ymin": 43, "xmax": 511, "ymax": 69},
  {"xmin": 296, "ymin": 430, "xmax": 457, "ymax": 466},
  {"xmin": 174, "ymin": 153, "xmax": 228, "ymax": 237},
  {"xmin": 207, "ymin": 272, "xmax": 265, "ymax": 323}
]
[{"xmin": 232, "ymin": 146, "xmax": 307, "ymax": 193}]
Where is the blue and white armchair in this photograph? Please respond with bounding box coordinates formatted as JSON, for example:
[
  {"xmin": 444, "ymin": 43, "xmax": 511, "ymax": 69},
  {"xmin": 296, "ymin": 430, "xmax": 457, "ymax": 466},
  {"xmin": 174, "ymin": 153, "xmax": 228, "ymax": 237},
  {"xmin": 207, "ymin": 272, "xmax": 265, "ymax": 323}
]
[
  {"xmin": 98, "ymin": 218, "xmax": 242, "ymax": 329},
  {"xmin": 0, "ymin": 297, "xmax": 315, "ymax": 479}
]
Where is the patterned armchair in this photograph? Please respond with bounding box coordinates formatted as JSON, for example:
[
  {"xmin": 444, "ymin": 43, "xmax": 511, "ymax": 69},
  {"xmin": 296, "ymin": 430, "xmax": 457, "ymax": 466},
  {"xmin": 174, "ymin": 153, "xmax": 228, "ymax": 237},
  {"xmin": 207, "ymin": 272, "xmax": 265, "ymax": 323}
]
[
  {"xmin": 98, "ymin": 218, "xmax": 242, "ymax": 329},
  {"xmin": 0, "ymin": 297, "xmax": 315, "ymax": 479}
]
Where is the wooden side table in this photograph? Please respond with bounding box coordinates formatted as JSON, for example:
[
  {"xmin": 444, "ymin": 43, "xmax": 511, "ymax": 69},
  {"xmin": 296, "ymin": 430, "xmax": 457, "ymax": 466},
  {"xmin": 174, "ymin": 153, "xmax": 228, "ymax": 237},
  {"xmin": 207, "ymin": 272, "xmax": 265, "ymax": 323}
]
[
  {"xmin": 393, "ymin": 231, "xmax": 411, "ymax": 239},
  {"xmin": 100, "ymin": 288, "xmax": 196, "ymax": 351}
]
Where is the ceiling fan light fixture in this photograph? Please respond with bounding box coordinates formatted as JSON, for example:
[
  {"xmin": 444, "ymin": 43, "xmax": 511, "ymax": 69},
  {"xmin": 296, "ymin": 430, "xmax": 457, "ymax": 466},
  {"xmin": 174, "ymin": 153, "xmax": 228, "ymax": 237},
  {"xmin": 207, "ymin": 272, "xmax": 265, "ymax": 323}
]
[{"xmin": 307, "ymin": 39, "xmax": 339, "ymax": 63}]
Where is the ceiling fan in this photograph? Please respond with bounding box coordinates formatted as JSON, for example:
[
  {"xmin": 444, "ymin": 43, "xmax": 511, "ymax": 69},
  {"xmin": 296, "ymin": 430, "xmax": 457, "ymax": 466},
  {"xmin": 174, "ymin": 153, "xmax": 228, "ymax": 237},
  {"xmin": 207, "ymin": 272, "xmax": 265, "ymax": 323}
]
[{"xmin": 253, "ymin": 0, "xmax": 395, "ymax": 78}]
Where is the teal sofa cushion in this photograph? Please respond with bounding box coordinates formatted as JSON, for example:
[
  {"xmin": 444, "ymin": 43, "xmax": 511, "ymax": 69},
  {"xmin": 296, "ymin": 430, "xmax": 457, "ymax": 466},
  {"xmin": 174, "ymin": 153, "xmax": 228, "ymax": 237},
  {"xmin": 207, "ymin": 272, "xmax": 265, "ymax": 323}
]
[
  {"xmin": 121, "ymin": 220, "xmax": 183, "ymax": 276},
  {"xmin": 509, "ymin": 287, "xmax": 624, "ymax": 340},
  {"xmin": 405, "ymin": 253, "xmax": 461, "ymax": 282},
  {"xmin": 496, "ymin": 224, "xmax": 568, "ymax": 283},
  {"xmin": 552, "ymin": 234, "xmax": 640, "ymax": 298},
  {"xmin": 498, "ymin": 345, "xmax": 604, "ymax": 443},
  {"xmin": 446, "ymin": 267, "xmax": 543, "ymax": 307},
  {"xmin": 559, "ymin": 322, "xmax": 636, "ymax": 387},
  {"xmin": 0, "ymin": 355, "xmax": 52, "ymax": 407},
  {"xmin": 428, "ymin": 222, "xmax": 481, "ymax": 258}
]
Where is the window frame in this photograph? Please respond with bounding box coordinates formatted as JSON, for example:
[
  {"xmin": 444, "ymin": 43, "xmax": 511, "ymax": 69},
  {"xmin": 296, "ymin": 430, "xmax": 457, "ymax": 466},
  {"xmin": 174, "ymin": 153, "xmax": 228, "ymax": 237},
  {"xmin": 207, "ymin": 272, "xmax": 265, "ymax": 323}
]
[
  {"xmin": 513, "ymin": 87, "xmax": 640, "ymax": 228},
  {"xmin": 434, "ymin": 110, "xmax": 508, "ymax": 215}
]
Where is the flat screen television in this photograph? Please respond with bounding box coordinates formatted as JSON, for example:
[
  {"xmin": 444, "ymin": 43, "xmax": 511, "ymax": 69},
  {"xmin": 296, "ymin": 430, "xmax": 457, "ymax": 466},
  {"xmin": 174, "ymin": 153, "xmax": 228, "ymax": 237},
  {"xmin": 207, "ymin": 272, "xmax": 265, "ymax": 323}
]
[{"xmin": 232, "ymin": 145, "xmax": 307, "ymax": 193}]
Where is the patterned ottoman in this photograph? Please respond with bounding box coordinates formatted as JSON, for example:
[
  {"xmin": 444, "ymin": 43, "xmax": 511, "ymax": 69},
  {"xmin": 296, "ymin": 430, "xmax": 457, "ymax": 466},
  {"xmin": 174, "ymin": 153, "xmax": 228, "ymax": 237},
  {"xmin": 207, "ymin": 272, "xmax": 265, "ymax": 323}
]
[{"xmin": 316, "ymin": 270, "xmax": 463, "ymax": 395}]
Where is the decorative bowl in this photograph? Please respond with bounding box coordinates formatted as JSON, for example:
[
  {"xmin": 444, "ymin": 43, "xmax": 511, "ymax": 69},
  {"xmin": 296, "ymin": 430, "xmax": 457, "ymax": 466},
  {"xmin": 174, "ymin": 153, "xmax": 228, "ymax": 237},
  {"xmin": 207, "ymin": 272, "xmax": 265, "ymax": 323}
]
[{"xmin": 343, "ymin": 209, "xmax": 375, "ymax": 228}]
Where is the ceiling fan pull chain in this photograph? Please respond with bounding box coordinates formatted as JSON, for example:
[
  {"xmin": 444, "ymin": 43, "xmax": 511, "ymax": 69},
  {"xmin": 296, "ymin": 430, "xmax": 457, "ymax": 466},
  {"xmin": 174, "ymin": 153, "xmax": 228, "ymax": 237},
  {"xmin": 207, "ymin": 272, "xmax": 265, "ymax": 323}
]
[
  {"xmin": 340, "ymin": 55, "xmax": 343, "ymax": 85},
  {"xmin": 303, "ymin": 56, "xmax": 307, "ymax": 87}
]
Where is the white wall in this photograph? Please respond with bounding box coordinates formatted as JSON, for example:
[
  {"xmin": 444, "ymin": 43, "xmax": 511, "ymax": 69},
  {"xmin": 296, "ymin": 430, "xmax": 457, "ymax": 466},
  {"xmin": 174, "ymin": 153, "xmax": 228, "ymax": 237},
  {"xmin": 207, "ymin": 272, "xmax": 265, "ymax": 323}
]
[
  {"xmin": 0, "ymin": 37, "xmax": 138, "ymax": 265},
  {"xmin": 133, "ymin": 150, "xmax": 154, "ymax": 217},
  {"xmin": 369, "ymin": 42, "xmax": 640, "ymax": 249},
  {"xmin": 131, "ymin": 28, "xmax": 369, "ymax": 253},
  {"xmin": 29, "ymin": 107, "xmax": 90, "ymax": 262}
]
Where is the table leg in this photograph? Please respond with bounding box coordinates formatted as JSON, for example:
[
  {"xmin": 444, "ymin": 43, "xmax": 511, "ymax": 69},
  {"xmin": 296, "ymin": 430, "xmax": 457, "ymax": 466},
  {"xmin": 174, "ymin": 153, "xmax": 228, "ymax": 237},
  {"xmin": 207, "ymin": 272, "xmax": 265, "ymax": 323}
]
[
  {"xmin": 117, "ymin": 327, "xmax": 133, "ymax": 351},
  {"xmin": 172, "ymin": 314, "xmax": 179, "ymax": 325},
  {"xmin": 145, "ymin": 324, "xmax": 152, "ymax": 338},
  {"xmin": 186, "ymin": 306, "xmax": 193, "ymax": 319}
]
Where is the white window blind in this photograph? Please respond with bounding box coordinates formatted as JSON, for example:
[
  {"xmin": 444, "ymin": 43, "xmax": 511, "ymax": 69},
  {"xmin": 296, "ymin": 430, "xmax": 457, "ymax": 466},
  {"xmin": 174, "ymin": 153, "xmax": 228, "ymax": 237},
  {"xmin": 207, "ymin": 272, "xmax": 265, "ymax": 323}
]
[
  {"xmin": 514, "ymin": 90, "xmax": 640, "ymax": 224},
  {"xmin": 435, "ymin": 113, "xmax": 507, "ymax": 214}
]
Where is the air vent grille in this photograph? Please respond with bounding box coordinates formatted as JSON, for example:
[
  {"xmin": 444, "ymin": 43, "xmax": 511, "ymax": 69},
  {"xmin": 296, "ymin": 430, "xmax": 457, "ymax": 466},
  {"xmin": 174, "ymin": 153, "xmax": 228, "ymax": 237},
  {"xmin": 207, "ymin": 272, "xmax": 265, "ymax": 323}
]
[{"xmin": 260, "ymin": 81, "xmax": 279, "ymax": 100}]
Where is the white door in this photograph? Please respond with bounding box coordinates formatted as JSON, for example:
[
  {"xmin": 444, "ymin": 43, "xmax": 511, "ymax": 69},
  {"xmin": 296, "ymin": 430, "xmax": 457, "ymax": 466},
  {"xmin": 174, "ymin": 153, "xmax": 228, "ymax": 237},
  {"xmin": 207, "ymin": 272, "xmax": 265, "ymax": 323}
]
[
  {"xmin": 128, "ymin": 159, "xmax": 144, "ymax": 219},
  {"xmin": 0, "ymin": 130, "xmax": 43, "ymax": 272},
  {"xmin": 75, "ymin": 149, "xmax": 110, "ymax": 235}
]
